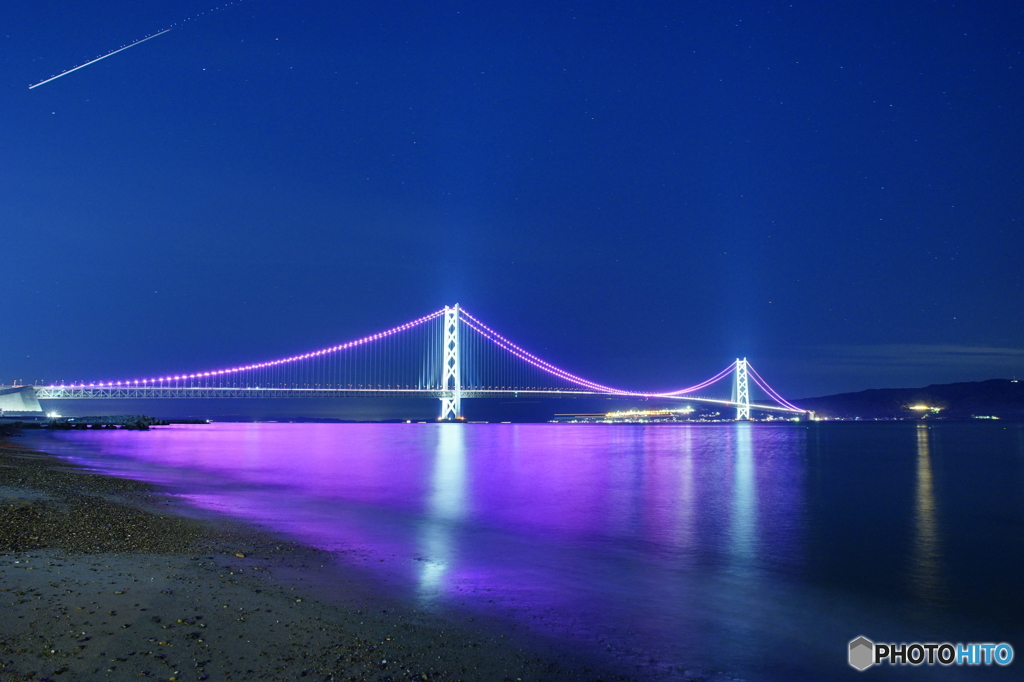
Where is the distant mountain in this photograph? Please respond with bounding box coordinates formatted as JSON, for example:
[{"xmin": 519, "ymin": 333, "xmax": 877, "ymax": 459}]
[{"xmin": 798, "ymin": 379, "xmax": 1024, "ymax": 420}]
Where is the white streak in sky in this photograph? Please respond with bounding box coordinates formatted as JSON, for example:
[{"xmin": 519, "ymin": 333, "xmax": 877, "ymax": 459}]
[{"xmin": 29, "ymin": 29, "xmax": 171, "ymax": 90}]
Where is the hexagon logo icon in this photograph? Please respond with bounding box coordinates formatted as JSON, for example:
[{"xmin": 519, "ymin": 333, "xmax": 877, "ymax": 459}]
[{"xmin": 849, "ymin": 636, "xmax": 874, "ymax": 671}]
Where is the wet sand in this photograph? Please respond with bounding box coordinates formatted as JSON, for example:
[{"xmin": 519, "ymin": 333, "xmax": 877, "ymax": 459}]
[{"xmin": 0, "ymin": 441, "xmax": 632, "ymax": 682}]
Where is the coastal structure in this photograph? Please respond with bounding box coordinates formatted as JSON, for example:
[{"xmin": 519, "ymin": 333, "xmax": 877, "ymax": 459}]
[{"xmin": 0, "ymin": 385, "xmax": 43, "ymax": 417}]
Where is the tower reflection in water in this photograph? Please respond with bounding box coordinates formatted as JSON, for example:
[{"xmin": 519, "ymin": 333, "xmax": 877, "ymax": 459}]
[
  {"xmin": 419, "ymin": 424, "xmax": 467, "ymax": 602},
  {"xmin": 730, "ymin": 422, "xmax": 757, "ymax": 570}
]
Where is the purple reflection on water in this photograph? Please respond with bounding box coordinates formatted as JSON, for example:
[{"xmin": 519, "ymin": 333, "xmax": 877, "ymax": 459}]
[{"xmin": 26, "ymin": 422, "xmax": 823, "ymax": 679}]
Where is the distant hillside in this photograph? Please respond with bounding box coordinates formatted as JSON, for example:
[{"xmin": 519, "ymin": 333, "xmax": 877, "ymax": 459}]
[{"xmin": 798, "ymin": 379, "xmax": 1024, "ymax": 420}]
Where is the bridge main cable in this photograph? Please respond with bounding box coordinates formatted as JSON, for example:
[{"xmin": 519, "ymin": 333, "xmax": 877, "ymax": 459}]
[
  {"xmin": 48, "ymin": 309, "xmax": 445, "ymax": 390},
  {"xmin": 458, "ymin": 308, "xmax": 740, "ymax": 398},
  {"xmin": 33, "ymin": 306, "xmax": 804, "ymax": 415}
]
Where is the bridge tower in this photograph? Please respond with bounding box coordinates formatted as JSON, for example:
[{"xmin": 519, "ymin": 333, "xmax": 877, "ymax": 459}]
[
  {"xmin": 440, "ymin": 304, "xmax": 463, "ymax": 421},
  {"xmin": 733, "ymin": 358, "xmax": 750, "ymax": 421}
]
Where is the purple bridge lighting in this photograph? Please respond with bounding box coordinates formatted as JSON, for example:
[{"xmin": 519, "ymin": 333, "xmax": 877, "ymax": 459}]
[{"xmin": 28, "ymin": 305, "xmax": 806, "ymax": 420}]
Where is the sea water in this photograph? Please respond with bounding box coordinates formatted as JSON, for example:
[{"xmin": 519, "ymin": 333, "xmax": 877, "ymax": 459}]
[{"xmin": 21, "ymin": 422, "xmax": 1024, "ymax": 680}]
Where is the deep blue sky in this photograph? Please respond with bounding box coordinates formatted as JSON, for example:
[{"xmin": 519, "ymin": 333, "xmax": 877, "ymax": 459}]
[{"xmin": 2, "ymin": 0, "xmax": 1022, "ymax": 399}]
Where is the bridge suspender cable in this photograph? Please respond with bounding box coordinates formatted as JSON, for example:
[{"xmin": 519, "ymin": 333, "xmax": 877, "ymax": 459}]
[{"xmin": 32, "ymin": 306, "xmax": 804, "ymax": 418}]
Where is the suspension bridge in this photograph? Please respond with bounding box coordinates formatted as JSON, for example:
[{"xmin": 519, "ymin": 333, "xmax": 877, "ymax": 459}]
[{"xmin": 17, "ymin": 305, "xmax": 807, "ymax": 420}]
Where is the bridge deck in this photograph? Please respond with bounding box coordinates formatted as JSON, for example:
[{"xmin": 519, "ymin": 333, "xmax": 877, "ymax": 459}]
[{"xmin": 30, "ymin": 386, "xmax": 803, "ymax": 413}]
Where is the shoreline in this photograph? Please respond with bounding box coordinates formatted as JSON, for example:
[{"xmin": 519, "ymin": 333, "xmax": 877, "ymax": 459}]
[{"xmin": 0, "ymin": 440, "xmax": 632, "ymax": 682}]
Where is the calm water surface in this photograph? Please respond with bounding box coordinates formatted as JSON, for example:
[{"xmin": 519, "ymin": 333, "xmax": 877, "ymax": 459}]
[{"xmin": 21, "ymin": 422, "xmax": 1024, "ymax": 680}]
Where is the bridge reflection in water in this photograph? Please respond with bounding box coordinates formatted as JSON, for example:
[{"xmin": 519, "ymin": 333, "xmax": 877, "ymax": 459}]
[
  {"xmin": 419, "ymin": 425, "xmax": 468, "ymax": 602},
  {"xmin": 24, "ymin": 421, "xmax": 1023, "ymax": 680}
]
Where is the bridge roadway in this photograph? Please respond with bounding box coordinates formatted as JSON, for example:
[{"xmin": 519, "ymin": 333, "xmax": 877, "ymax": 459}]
[{"xmin": 31, "ymin": 386, "xmax": 805, "ymax": 414}]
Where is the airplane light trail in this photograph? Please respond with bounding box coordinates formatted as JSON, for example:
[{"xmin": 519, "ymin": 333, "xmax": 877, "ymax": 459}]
[{"xmin": 28, "ymin": 28, "xmax": 171, "ymax": 90}]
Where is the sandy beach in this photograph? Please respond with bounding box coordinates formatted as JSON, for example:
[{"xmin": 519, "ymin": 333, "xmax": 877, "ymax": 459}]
[{"xmin": 0, "ymin": 440, "xmax": 631, "ymax": 682}]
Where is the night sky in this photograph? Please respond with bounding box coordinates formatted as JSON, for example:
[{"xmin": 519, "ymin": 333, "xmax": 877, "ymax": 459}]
[{"xmin": 3, "ymin": 0, "xmax": 1023, "ymax": 402}]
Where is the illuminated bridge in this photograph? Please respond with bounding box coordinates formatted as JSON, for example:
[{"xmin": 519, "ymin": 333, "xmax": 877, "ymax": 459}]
[{"xmin": 27, "ymin": 305, "xmax": 806, "ymax": 420}]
